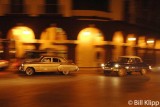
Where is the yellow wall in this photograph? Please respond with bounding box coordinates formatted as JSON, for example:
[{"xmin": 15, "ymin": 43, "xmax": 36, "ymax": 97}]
[{"xmin": 76, "ymin": 27, "xmax": 104, "ymax": 67}]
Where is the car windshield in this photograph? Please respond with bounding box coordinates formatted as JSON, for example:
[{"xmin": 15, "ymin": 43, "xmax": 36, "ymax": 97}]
[
  {"xmin": 117, "ymin": 57, "xmax": 130, "ymax": 63},
  {"xmin": 59, "ymin": 57, "xmax": 67, "ymax": 62}
]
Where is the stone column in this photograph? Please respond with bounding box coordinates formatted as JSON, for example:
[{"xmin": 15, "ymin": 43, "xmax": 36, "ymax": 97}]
[
  {"xmin": 2, "ymin": 40, "xmax": 10, "ymax": 60},
  {"xmin": 66, "ymin": 43, "xmax": 76, "ymax": 63}
]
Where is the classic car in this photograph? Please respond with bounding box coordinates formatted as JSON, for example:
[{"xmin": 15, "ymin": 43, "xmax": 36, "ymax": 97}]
[
  {"xmin": 101, "ymin": 56, "xmax": 151, "ymax": 76},
  {"xmin": 19, "ymin": 56, "xmax": 79, "ymax": 75}
]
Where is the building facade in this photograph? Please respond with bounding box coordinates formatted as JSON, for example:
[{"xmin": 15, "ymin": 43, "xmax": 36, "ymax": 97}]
[{"xmin": 0, "ymin": 0, "xmax": 160, "ymax": 67}]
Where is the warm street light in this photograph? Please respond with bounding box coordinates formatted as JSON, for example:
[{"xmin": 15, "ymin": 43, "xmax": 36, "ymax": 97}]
[
  {"xmin": 128, "ymin": 37, "xmax": 136, "ymax": 41},
  {"xmin": 147, "ymin": 40, "xmax": 154, "ymax": 44}
]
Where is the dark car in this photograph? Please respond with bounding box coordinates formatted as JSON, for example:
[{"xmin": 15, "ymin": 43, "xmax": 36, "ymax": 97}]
[{"xmin": 101, "ymin": 56, "xmax": 151, "ymax": 76}]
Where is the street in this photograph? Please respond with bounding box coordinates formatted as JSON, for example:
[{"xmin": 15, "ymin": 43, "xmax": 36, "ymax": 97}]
[{"xmin": 0, "ymin": 68, "xmax": 160, "ymax": 107}]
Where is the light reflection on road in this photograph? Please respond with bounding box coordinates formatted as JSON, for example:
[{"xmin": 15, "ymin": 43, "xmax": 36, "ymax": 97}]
[{"xmin": 0, "ymin": 70, "xmax": 159, "ymax": 107}]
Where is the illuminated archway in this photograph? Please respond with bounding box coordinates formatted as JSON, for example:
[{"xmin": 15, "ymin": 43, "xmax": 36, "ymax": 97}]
[
  {"xmin": 155, "ymin": 40, "xmax": 160, "ymax": 49},
  {"xmin": 136, "ymin": 36, "xmax": 146, "ymax": 58},
  {"xmin": 112, "ymin": 31, "xmax": 124, "ymax": 44},
  {"xmin": 76, "ymin": 26, "xmax": 104, "ymax": 67},
  {"xmin": 8, "ymin": 26, "xmax": 35, "ymax": 42},
  {"xmin": 39, "ymin": 26, "xmax": 67, "ymax": 58},
  {"xmin": 112, "ymin": 31, "xmax": 124, "ymax": 59},
  {"xmin": 7, "ymin": 26, "xmax": 35, "ymax": 57},
  {"xmin": 138, "ymin": 36, "xmax": 146, "ymax": 48},
  {"xmin": 126, "ymin": 34, "xmax": 136, "ymax": 55}
]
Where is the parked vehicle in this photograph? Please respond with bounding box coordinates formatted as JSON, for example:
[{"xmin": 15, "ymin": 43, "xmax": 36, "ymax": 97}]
[
  {"xmin": 101, "ymin": 56, "xmax": 151, "ymax": 76},
  {"xmin": 0, "ymin": 59, "xmax": 9, "ymax": 70},
  {"xmin": 19, "ymin": 55, "xmax": 79, "ymax": 75}
]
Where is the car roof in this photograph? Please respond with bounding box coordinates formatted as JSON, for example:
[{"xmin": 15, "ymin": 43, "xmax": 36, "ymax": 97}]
[
  {"xmin": 40, "ymin": 55, "xmax": 65, "ymax": 59},
  {"xmin": 119, "ymin": 56, "xmax": 141, "ymax": 59}
]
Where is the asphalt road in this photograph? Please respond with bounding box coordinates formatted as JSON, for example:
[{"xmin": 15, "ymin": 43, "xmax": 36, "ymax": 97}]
[{"xmin": 0, "ymin": 69, "xmax": 160, "ymax": 107}]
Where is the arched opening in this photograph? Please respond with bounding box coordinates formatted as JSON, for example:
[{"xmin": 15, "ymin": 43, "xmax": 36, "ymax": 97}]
[
  {"xmin": 137, "ymin": 36, "xmax": 146, "ymax": 58},
  {"xmin": 112, "ymin": 31, "xmax": 124, "ymax": 60},
  {"xmin": 7, "ymin": 26, "xmax": 35, "ymax": 58},
  {"xmin": 138, "ymin": 36, "xmax": 146, "ymax": 48},
  {"xmin": 39, "ymin": 26, "xmax": 67, "ymax": 58},
  {"xmin": 76, "ymin": 26, "xmax": 104, "ymax": 67},
  {"xmin": 126, "ymin": 34, "xmax": 136, "ymax": 55}
]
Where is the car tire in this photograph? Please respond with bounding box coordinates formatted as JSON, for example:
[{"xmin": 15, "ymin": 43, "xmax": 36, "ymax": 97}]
[
  {"xmin": 118, "ymin": 68, "xmax": 126, "ymax": 77},
  {"xmin": 58, "ymin": 66, "xmax": 70, "ymax": 75},
  {"xmin": 62, "ymin": 70, "xmax": 70, "ymax": 75},
  {"xmin": 25, "ymin": 67, "xmax": 35, "ymax": 76},
  {"xmin": 140, "ymin": 69, "xmax": 147, "ymax": 75},
  {"xmin": 104, "ymin": 70, "xmax": 111, "ymax": 76}
]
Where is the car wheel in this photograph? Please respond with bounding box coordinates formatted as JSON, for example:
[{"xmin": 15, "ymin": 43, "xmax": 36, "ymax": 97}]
[
  {"xmin": 140, "ymin": 69, "xmax": 147, "ymax": 75},
  {"xmin": 25, "ymin": 67, "xmax": 35, "ymax": 76},
  {"xmin": 104, "ymin": 70, "xmax": 111, "ymax": 76},
  {"xmin": 118, "ymin": 68, "xmax": 126, "ymax": 77},
  {"xmin": 62, "ymin": 70, "xmax": 70, "ymax": 75}
]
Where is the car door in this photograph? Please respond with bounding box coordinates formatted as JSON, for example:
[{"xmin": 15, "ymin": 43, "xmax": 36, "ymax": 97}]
[
  {"xmin": 128, "ymin": 58, "xmax": 138, "ymax": 71},
  {"xmin": 132, "ymin": 58, "xmax": 142, "ymax": 71},
  {"xmin": 135, "ymin": 58, "xmax": 145, "ymax": 70},
  {"xmin": 39, "ymin": 57, "xmax": 53, "ymax": 72},
  {"xmin": 50, "ymin": 57, "xmax": 61, "ymax": 71}
]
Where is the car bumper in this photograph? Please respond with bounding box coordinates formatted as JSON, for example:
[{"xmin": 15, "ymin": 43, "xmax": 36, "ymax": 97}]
[
  {"xmin": 102, "ymin": 67, "xmax": 119, "ymax": 72},
  {"xmin": 0, "ymin": 63, "xmax": 9, "ymax": 69},
  {"xmin": 69, "ymin": 66, "xmax": 79, "ymax": 72},
  {"xmin": 19, "ymin": 65, "xmax": 25, "ymax": 71}
]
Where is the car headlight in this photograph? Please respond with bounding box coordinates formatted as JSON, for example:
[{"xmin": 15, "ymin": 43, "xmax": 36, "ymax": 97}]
[
  {"xmin": 101, "ymin": 63, "xmax": 105, "ymax": 67},
  {"xmin": 114, "ymin": 64, "xmax": 119, "ymax": 68},
  {"xmin": 149, "ymin": 66, "xmax": 152, "ymax": 70},
  {"xmin": 125, "ymin": 66, "xmax": 129, "ymax": 69}
]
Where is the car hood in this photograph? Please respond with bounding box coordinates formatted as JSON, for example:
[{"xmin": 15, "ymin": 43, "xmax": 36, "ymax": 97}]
[
  {"xmin": 104, "ymin": 61, "xmax": 149, "ymax": 67},
  {"xmin": 104, "ymin": 61, "xmax": 132, "ymax": 66}
]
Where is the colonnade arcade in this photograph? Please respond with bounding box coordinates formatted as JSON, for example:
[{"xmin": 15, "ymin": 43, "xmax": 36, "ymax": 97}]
[{"xmin": 1, "ymin": 24, "xmax": 159, "ymax": 67}]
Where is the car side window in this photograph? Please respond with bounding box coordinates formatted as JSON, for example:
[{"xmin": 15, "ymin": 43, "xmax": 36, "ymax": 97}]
[
  {"xmin": 128, "ymin": 58, "xmax": 134, "ymax": 63},
  {"xmin": 128, "ymin": 58, "xmax": 137, "ymax": 63},
  {"xmin": 42, "ymin": 58, "xmax": 51, "ymax": 62},
  {"xmin": 53, "ymin": 58, "xmax": 60, "ymax": 63},
  {"xmin": 135, "ymin": 58, "xmax": 141, "ymax": 63}
]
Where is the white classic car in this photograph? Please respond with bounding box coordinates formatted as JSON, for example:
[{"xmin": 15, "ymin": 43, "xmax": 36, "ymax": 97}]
[{"xmin": 19, "ymin": 56, "xmax": 79, "ymax": 75}]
